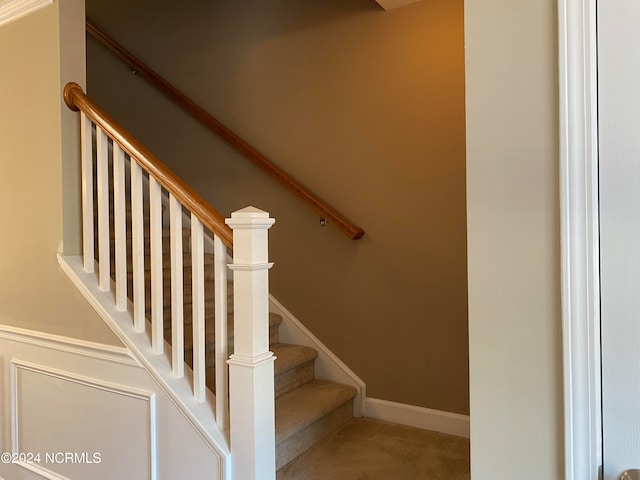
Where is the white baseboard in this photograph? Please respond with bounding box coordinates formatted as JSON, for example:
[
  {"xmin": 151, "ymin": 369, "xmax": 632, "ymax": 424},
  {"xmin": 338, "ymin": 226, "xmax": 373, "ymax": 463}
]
[
  {"xmin": 363, "ymin": 397, "xmax": 470, "ymax": 438},
  {"xmin": 269, "ymin": 295, "xmax": 366, "ymax": 416}
]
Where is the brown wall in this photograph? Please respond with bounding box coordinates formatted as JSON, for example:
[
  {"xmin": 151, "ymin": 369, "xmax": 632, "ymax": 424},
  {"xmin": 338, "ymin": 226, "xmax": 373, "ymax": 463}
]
[{"xmin": 86, "ymin": 0, "xmax": 468, "ymax": 414}]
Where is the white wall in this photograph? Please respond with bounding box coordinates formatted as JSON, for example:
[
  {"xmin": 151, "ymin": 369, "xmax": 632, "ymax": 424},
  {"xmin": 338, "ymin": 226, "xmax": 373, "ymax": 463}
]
[
  {"xmin": 465, "ymin": 0, "xmax": 563, "ymax": 478},
  {"xmin": 0, "ymin": 1, "xmax": 120, "ymax": 345}
]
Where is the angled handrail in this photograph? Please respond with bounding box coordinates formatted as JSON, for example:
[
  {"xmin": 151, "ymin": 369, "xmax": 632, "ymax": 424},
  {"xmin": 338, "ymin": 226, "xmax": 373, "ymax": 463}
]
[
  {"xmin": 64, "ymin": 82, "xmax": 233, "ymax": 247},
  {"xmin": 86, "ymin": 20, "xmax": 365, "ymax": 240}
]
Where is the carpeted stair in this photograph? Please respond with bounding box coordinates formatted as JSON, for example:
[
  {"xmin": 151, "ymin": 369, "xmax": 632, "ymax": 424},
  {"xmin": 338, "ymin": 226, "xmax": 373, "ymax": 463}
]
[{"xmin": 97, "ymin": 165, "xmax": 357, "ymax": 470}]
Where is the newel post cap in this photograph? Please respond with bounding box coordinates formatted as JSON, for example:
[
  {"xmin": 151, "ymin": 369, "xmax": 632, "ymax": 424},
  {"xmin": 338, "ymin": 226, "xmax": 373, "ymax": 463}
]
[{"xmin": 225, "ymin": 206, "xmax": 275, "ymax": 229}]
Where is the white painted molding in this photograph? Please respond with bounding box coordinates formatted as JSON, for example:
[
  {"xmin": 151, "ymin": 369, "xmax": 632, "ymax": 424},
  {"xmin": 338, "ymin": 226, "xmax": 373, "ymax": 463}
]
[
  {"xmin": 559, "ymin": 0, "xmax": 601, "ymax": 478},
  {"xmin": 269, "ymin": 295, "xmax": 366, "ymax": 417},
  {"xmin": 0, "ymin": 464, "xmax": 52, "ymax": 480},
  {"xmin": 10, "ymin": 463, "xmax": 68, "ymax": 480},
  {"xmin": 10, "ymin": 360, "xmax": 157, "ymax": 480},
  {"xmin": 0, "ymin": 0, "xmax": 52, "ymax": 28},
  {"xmin": 375, "ymin": 0, "xmax": 423, "ymax": 10},
  {"xmin": 363, "ymin": 397, "xmax": 469, "ymax": 438},
  {"xmin": 0, "ymin": 322, "xmax": 138, "ymax": 367}
]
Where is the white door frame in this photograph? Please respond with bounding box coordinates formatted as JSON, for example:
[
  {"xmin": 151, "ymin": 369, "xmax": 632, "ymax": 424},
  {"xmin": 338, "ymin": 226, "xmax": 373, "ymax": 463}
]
[{"xmin": 559, "ymin": 0, "xmax": 601, "ymax": 478}]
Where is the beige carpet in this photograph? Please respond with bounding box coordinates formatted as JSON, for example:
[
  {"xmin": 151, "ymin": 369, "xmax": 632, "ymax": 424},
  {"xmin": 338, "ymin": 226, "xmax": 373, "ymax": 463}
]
[{"xmin": 277, "ymin": 417, "xmax": 469, "ymax": 480}]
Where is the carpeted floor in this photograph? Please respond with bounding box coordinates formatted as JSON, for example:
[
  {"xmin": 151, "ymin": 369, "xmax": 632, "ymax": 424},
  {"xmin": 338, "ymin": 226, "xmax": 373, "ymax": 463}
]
[{"xmin": 277, "ymin": 417, "xmax": 470, "ymax": 480}]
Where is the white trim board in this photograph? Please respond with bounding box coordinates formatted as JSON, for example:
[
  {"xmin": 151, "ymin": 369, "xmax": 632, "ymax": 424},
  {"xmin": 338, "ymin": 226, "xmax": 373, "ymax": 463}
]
[
  {"xmin": 10, "ymin": 360, "xmax": 157, "ymax": 480},
  {"xmin": 0, "ymin": 322, "xmax": 137, "ymax": 367},
  {"xmin": 558, "ymin": 0, "xmax": 601, "ymax": 478},
  {"xmin": 363, "ymin": 397, "xmax": 469, "ymax": 439},
  {"xmin": 0, "ymin": 0, "xmax": 51, "ymax": 28},
  {"xmin": 0, "ymin": 465, "xmax": 45, "ymax": 480}
]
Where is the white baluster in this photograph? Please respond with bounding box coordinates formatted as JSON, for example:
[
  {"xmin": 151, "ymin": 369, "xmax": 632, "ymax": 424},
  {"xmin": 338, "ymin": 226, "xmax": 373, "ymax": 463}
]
[
  {"xmin": 170, "ymin": 194, "xmax": 184, "ymax": 377},
  {"xmin": 131, "ymin": 160, "xmax": 145, "ymax": 332},
  {"xmin": 191, "ymin": 214, "xmax": 205, "ymax": 402},
  {"xmin": 150, "ymin": 177, "xmax": 163, "ymax": 354},
  {"xmin": 113, "ymin": 145, "xmax": 127, "ymax": 311},
  {"xmin": 226, "ymin": 207, "xmax": 276, "ymax": 480},
  {"xmin": 214, "ymin": 235, "xmax": 228, "ymax": 429},
  {"xmin": 80, "ymin": 113, "xmax": 94, "ymax": 273},
  {"xmin": 96, "ymin": 127, "xmax": 110, "ymax": 291}
]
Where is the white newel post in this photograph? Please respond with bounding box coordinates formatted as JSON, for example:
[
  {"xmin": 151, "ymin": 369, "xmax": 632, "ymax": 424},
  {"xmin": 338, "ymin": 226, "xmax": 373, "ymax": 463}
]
[{"xmin": 226, "ymin": 207, "xmax": 276, "ymax": 480}]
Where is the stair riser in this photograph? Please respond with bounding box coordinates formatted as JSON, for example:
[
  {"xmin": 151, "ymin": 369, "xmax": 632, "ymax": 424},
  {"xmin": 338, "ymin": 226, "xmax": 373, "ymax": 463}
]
[
  {"xmin": 276, "ymin": 401, "xmax": 354, "ymax": 470},
  {"xmin": 275, "ymin": 361, "xmax": 315, "ymax": 398}
]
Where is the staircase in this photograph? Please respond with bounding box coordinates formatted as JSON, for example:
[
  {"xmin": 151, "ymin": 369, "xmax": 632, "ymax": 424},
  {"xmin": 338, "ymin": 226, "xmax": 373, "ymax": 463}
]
[
  {"xmin": 95, "ymin": 115, "xmax": 357, "ymax": 472},
  {"xmin": 136, "ymin": 231, "xmax": 357, "ymax": 469}
]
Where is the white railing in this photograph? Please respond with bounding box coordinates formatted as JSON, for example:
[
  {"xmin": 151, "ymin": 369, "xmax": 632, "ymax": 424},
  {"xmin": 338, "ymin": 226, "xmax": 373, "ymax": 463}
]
[{"xmin": 65, "ymin": 82, "xmax": 276, "ymax": 480}]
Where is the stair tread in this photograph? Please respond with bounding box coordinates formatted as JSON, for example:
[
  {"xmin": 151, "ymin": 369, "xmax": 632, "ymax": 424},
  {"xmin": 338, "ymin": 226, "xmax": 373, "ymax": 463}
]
[
  {"xmin": 271, "ymin": 343, "xmax": 318, "ymax": 376},
  {"xmin": 275, "ymin": 379, "xmax": 357, "ymax": 444}
]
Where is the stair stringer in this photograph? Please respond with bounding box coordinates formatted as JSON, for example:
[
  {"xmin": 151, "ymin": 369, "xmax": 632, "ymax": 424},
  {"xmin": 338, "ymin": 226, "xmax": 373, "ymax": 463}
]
[
  {"xmin": 268, "ymin": 296, "xmax": 366, "ymax": 417},
  {"xmin": 57, "ymin": 253, "xmax": 231, "ymax": 479}
]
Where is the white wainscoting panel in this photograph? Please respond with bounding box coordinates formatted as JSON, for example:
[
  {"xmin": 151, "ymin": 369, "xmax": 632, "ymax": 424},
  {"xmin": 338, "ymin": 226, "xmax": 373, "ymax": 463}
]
[
  {"xmin": 0, "ymin": 325, "xmax": 225, "ymax": 480},
  {"xmin": 10, "ymin": 360, "xmax": 155, "ymax": 480}
]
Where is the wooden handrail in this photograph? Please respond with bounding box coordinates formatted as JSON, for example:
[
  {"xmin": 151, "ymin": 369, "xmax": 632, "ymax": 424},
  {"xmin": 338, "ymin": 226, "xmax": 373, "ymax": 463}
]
[
  {"xmin": 86, "ymin": 20, "xmax": 365, "ymax": 240},
  {"xmin": 64, "ymin": 82, "xmax": 234, "ymax": 248}
]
